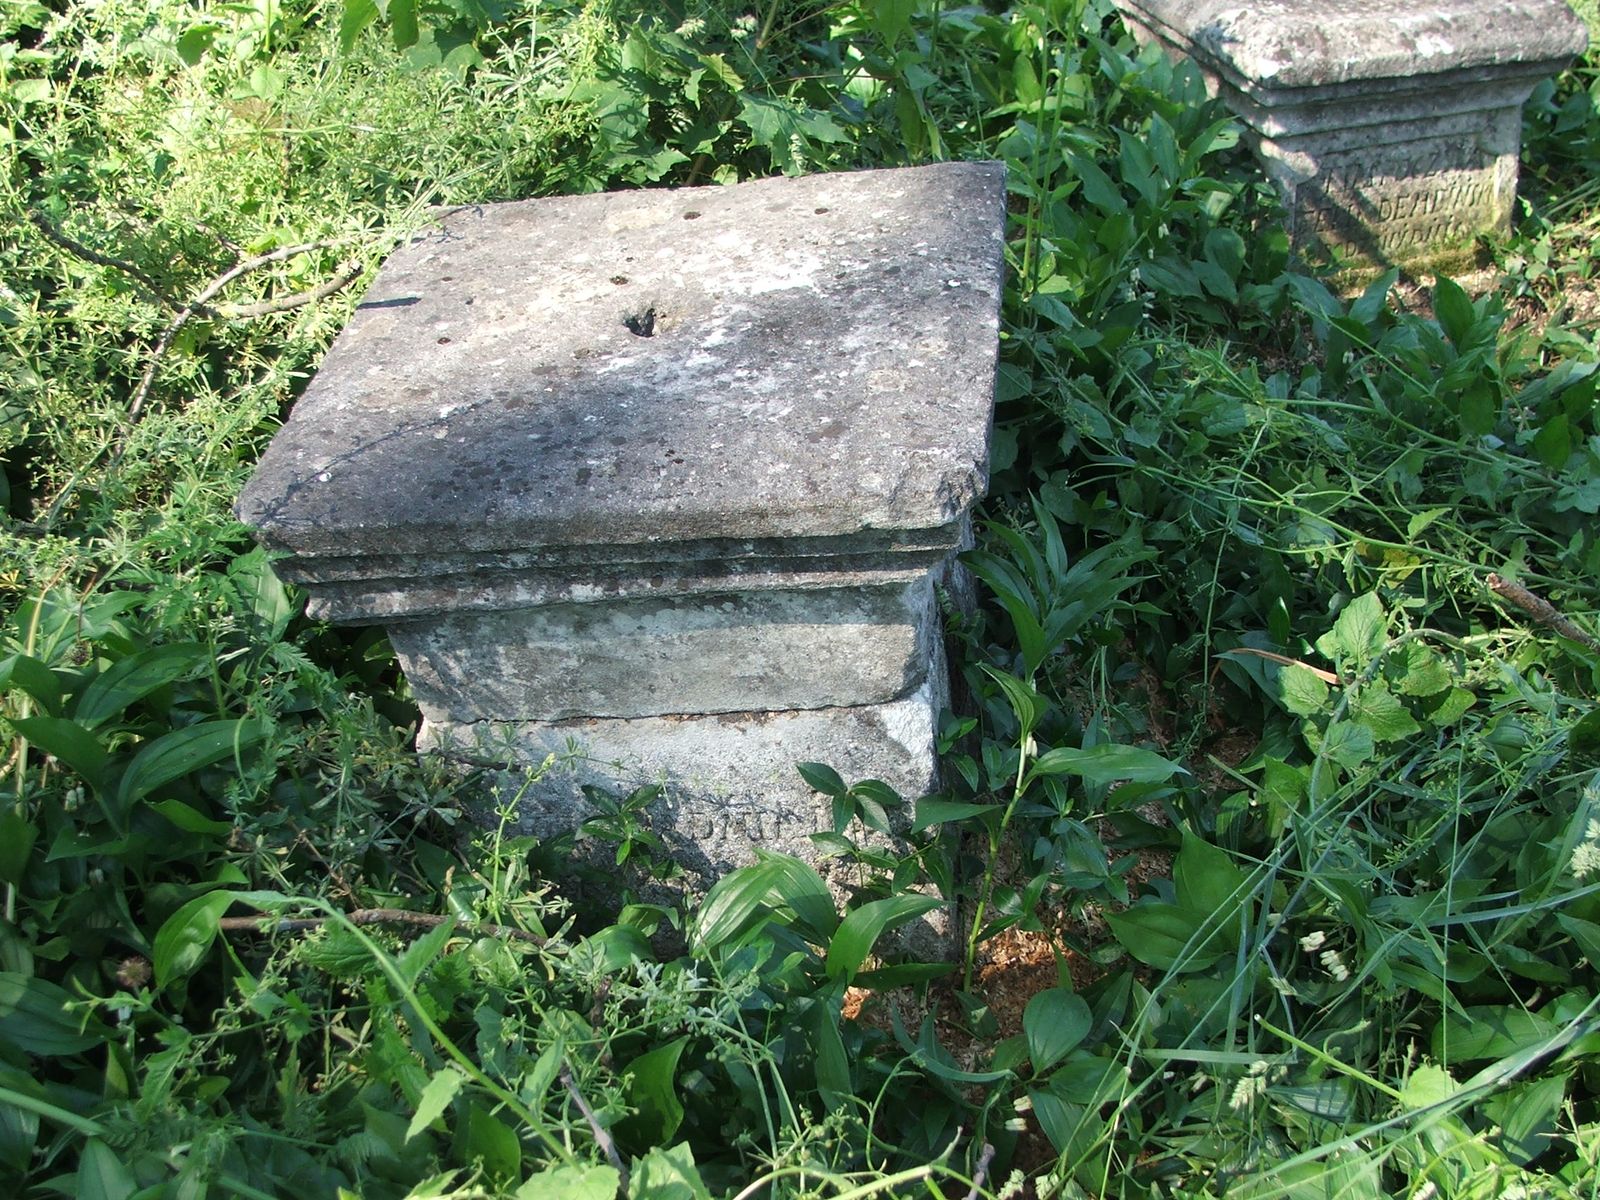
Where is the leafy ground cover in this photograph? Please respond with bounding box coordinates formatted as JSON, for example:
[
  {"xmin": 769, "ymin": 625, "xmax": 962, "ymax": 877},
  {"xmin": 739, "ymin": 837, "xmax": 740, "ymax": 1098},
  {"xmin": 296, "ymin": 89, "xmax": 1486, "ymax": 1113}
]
[{"xmin": 3, "ymin": 1, "xmax": 1600, "ymax": 1196}]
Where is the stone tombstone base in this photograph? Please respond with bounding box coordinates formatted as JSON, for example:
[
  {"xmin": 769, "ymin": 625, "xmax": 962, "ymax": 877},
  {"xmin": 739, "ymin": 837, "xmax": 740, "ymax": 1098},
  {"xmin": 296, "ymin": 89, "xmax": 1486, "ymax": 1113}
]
[
  {"xmin": 237, "ymin": 163, "xmax": 1006, "ymax": 928},
  {"xmin": 1113, "ymin": 0, "xmax": 1588, "ymax": 275}
]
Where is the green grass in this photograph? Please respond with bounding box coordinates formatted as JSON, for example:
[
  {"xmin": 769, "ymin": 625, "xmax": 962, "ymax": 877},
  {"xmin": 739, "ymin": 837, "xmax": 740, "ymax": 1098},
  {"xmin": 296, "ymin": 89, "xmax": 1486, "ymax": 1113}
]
[{"xmin": 3, "ymin": 1, "xmax": 1600, "ymax": 1196}]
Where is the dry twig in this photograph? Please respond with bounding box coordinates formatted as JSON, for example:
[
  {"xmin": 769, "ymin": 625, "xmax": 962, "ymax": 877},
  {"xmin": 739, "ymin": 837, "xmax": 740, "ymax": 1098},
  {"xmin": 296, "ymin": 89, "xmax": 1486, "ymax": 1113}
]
[
  {"xmin": 1487, "ymin": 573, "xmax": 1600, "ymax": 651},
  {"xmin": 27, "ymin": 209, "xmax": 179, "ymax": 308},
  {"xmin": 962, "ymin": 1142, "xmax": 997, "ymax": 1200},
  {"xmin": 217, "ymin": 907, "xmax": 546, "ymax": 945},
  {"xmin": 125, "ymin": 241, "xmax": 363, "ymax": 428},
  {"xmin": 561, "ymin": 1060, "xmax": 629, "ymax": 1187}
]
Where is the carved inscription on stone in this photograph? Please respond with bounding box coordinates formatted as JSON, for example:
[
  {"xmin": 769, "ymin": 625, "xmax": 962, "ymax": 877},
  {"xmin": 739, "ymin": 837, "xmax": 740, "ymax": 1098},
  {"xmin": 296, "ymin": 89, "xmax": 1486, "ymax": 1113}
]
[{"xmin": 1289, "ymin": 138, "xmax": 1512, "ymax": 265}]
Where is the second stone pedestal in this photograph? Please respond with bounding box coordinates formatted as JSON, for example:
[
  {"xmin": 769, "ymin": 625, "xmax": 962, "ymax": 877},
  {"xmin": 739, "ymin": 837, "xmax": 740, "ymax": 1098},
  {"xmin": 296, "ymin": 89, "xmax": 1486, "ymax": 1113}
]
[{"xmin": 1115, "ymin": 0, "xmax": 1588, "ymax": 274}]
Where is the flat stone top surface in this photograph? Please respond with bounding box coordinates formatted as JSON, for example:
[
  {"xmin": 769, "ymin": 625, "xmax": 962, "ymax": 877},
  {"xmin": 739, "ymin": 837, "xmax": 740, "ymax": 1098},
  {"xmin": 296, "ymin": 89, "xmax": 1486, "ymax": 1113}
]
[
  {"xmin": 1120, "ymin": 0, "xmax": 1588, "ymax": 89},
  {"xmin": 239, "ymin": 163, "xmax": 1006, "ymax": 558}
]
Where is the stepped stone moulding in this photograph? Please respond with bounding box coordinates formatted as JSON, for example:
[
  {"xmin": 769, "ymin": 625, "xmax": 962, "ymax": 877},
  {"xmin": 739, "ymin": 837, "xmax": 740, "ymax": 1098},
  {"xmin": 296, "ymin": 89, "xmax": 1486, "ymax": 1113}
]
[
  {"xmin": 1113, "ymin": 0, "xmax": 1588, "ymax": 273},
  {"xmin": 237, "ymin": 162, "xmax": 1007, "ymax": 906}
]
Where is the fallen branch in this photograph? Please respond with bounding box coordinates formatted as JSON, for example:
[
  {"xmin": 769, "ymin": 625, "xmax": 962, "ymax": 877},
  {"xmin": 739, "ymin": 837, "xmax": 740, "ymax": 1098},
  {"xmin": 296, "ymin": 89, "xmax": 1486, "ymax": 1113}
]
[
  {"xmin": 27, "ymin": 209, "xmax": 180, "ymax": 309},
  {"xmin": 1219, "ymin": 647, "xmax": 1341, "ymax": 685},
  {"xmin": 1487, "ymin": 573, "xmax": 1600, "ymax": 651},
  {"xmin": 962, "ymin": 1142, "xmax": 996, "ymax": 1200},
  {"xmin": 217, "ymin": 907, "xmax": 546, "ymax": 945},
  {"xmin": 561, "ymin": 1060, "xmax": 629, "ymax": 1188},
  {"xmin": 125, "ymin": 240, "xmax": 362, "ymax": 429}
]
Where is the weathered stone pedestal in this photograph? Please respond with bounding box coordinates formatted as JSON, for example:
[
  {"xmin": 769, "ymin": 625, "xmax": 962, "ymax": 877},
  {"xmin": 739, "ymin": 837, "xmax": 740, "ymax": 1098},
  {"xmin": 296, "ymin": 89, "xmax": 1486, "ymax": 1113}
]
[
  {"xmin": 1114, "ymin": 0, "xmax": 1588, "ymax": 273},
  {"xmin": 237, "ymin": 163, "xmax": 1006, "ymax": 901}
]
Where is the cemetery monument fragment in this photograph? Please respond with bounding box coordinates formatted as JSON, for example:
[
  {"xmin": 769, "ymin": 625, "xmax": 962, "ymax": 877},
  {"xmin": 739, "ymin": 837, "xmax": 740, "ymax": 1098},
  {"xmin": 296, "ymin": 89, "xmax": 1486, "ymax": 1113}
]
[
  {"xmin": 1112, "ymin": 0, "xmax": 1589, "ymax": 274},
  {"xmin": 238, "ymin": 162, "xmax": 1006, "ymax": 900}
]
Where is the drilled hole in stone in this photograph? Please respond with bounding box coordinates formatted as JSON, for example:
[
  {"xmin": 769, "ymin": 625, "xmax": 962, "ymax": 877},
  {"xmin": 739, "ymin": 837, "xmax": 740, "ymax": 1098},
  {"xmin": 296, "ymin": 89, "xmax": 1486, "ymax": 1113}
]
[{"xmin": 623, "ymin": 307, "xmax": 658, "ymax": 337}]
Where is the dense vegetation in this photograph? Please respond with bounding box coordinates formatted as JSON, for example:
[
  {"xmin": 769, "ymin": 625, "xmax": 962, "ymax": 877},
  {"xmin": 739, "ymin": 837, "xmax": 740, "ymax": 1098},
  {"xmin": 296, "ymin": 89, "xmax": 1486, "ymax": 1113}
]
[{"xmin": 3, "ymin": 0, "xmax": 1600, "ymax": 1196}]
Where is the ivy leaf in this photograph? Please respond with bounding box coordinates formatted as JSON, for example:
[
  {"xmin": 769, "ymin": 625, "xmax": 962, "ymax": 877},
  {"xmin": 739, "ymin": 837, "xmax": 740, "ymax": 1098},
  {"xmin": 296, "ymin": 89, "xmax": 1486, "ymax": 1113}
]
[
  {"xmin": 1350, "ymin": 683, "xmax": 1421, "ymax": 742},
  {"xmin": 1315, "ymin": 592, "xmax": 1387, "ymax": 667},
  {"xmin": 1278, "ymin": 664, "xmax": 1330, "ymax": 717}
]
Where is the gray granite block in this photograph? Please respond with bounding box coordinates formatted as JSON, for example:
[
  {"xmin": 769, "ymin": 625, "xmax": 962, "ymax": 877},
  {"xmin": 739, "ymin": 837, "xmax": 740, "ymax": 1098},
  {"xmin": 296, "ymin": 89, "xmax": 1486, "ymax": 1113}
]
[{"xmin": 1114, "ymin": 0, "xmax": 1588, "ymax": 272}]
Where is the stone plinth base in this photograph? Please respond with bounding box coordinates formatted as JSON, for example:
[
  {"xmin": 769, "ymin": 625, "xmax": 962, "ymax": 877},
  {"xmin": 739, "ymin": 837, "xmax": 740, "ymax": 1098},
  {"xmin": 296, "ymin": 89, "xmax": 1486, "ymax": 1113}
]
[
  {"xmin": 237, "ymin": 164, "xmax": 1006, "ymax": 943},
  {"xmin": 420, "ymin": 669, "xmax": 946, "ymax": 890},
  {"xmin": 1115, "ymin": 0, "xmax": 1588, "ymax": 274}
]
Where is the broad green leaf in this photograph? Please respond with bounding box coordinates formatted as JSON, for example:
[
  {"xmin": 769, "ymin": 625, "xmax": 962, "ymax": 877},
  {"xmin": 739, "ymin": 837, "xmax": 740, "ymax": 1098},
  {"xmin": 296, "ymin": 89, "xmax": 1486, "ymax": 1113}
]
[
  {"xmin": 619, "ymin": 1037, "xmax": 687, "ymax": 1146},
  {"xmin": 75, "ymin": 1137, "xmax": 136, "ymax": 1200},
  {"xmin": 911, "ymin": 797, "xmax": 994, "ymax": 832},
  {"xmin": 1318, "ymin": 720, "xmax": 1376, "ymax": 772},
  {"xmin": 1173, "ymin": 832, "xmax": 1247, "ymax": 922},
  {"xmin": 388, "ymin": 0, "xmax": 419, "ymax": 49},
  {"xmin": 1486, "ymin": 1072, "xmax": 1568, "ymax": 1165},
  {"xmin": 1405, "ymin": 507, "xmax": 1451, "ymax": 540},
  {"xmin": 0, "ymin": 972, "xmax": 110, "ymax": 1055},
  {"xmin": 1066, "ymin": 152, "xmax": 1126, "ymax": 214},
  {"xmin": 464, "ymin": 1103, "xmax": 520, "ymax": 1181},
  {"xmin": 796, "ymin": 761, "xmax": 846, "ymax": 798},
  {"xmin": 1350, "ymin": 683, "xmax": 1421, "ymax": 742},
  {"xmin": 0, "ymin": 811, "xmax": 37, "ymax": 886},
  {"xmin": 1433, "ymin": 275, "xmax": 1475, "ymax": 347},
  {"xmin": 153, "ymin": 890, "xmax": 236, "ymax": 986},
  {"xmin": 1398, "ymin": 1062, "xmax": 1457, "ymax": 1109},
  {"xmin": 74, "ymin": 643, "xmax": 206, "ymax": 729},
  {"xmin": 1459, "ymin": 378, "xmax": 1498, "ymax": 437},
  {"xmin": 1315, "ymin": 592, "xmax": 1386, "ymax": 667},
  {"xmin": 1105, "ymin": 903, "xmax": 1218, "ymax": 972},
  {"xmin": 629, "ymin": 1142, "xmax": 711, "ymax": 1200},
  {"xmin": 1026, "ymin": 743, "xmax": 1184, "ymax": 790},
  {"xmin": 1432, "ymin": 1006, "xmax": 1555, "ymax": 1061},
  {"xmin": 395, "ymin": 917, "xmax": 455, "ymax": 987},
  {"xmin": 1028, "ymin": 1090, "xmax": 1086, "ymax": 1157},
  {"xmin": 0, "ymin": 653, "xmax": 62, "ymax": 714},
  {"xmin": 979, "ymin": 665, "xmax": 1043, "ymax": 736},
  {"xmin": 693, "ymin": 852, "xmax": 837, "ymax": 951},
  {"xmin": 174, "ymin": 25, "xmax": 217, "ymax": 66},
  {"xmin": 1023, "ymin": 988, "xmax": 1091, "ymax": 1071},
  {"xmin": 7, "ymin": 716, "xmax": 109, "ymax": 790},
  {"xmin": 9, "ymin": 79, "xmax": 51, "ymax": 105},
  {"xmin": 147, "ymin": 799, "xmax": 233, "ymax": 836},
  {"xmin": 406, "ymin": 1069, "xmax": 463, "ymax": 1141},
  {"xmin": 517, "ymin": 1164, "xmax": 620, "ymax": 1200},
  {"xmin": 1396, "ymin": 644, "xmax": 1454, "ymax": 697},
  {"xmin": 805, "ymin": 997, "xmax": 850, "ymax": 1108},
  {"xmin": 570, "ymin": 925, "xmax": 650, "ymax": 975},
  {"xmin": 338, "ymin": 0, "xmax": 379, "ymax": 50},
  {"xmin": 114, "ymin": 717, "xmax": 267, "ymax": 809},
  {"xmin": 826, "ymin": 894, "xmax": 942, "ymax": 980},
  {"xmin": 1534, "ymin": 414, "xmax": 1572, "ymax": 468},
  {"xmin": 1277, "ymin": 663, "xmax": 1331, "ymax": 716}
]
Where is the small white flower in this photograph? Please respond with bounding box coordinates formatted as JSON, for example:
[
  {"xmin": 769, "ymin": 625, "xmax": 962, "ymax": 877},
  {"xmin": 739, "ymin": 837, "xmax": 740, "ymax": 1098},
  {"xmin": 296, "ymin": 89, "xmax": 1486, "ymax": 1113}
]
[
  {"xmin": 1574, "ymin": 842, "xmax": 1600, "ymax": 879},
  {"xmin": 1229, "ymin": 1072, "xmax": 1267, "ymax": 1110},
  {"xmin": 1320, "ymin": 949, "xmax": 1351, "ymax": 982},
  {"xmin": 1411, "ymin": 1181, "xmax": 1438, "ymax": 1200},
  {"xmin": 1299, "ymin": 930, "xmax": 1327, "ymax": 952}
]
